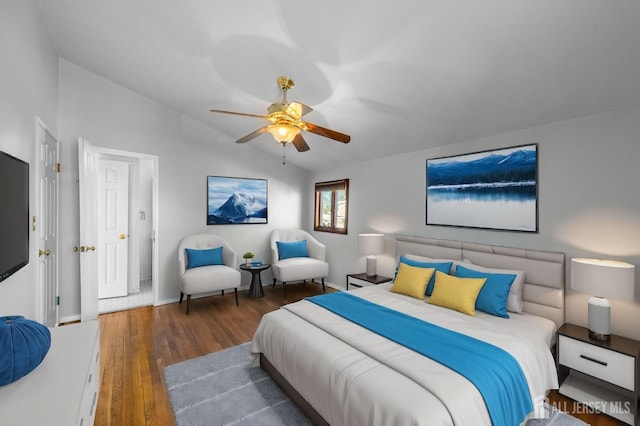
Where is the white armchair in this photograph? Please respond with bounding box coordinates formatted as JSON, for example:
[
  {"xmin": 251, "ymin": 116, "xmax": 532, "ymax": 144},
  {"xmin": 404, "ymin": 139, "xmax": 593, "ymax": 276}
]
[
  {"xmin": 270, "ymin": 229, "xmax": 328, "ymax": 292},
  {"xmin": 177, "ymin": 234, "xmax": 241, "ymax": 315}
]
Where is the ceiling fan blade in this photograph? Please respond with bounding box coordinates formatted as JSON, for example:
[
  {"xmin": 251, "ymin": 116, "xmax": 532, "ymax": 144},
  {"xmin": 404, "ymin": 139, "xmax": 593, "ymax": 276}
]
[
  {"xmin": 236, "ymin": 127, "xmax": 267, "ymax": 144},
  {"xmin": 292, "ymin": 134, "xmax": 310, "ymax": 152},
  {"xmin": 305, "ymin": 122, "xmax": 351, "ymax": 143},
  {"xmin": 210, "ymin": 109, "xmax": 267, "ymax": 119},
  {"xmin": 288, "ymin": 101, "xmax": 313, "ymax": 117}
]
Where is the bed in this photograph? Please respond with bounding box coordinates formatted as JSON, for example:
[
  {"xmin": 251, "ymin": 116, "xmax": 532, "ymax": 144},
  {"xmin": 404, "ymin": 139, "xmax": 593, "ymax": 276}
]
[{"xmin": 251, "ymin": 235, "xmax": 566, "ymax": 425}]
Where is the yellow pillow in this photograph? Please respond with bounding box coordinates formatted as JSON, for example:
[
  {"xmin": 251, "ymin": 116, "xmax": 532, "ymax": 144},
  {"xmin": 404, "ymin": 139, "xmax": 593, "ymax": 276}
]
[
  {"xmin": 427, "ymin": 271, "xmax": 487, "ymax": 316},
  {"xmin": 390, "ymin": 263, "xmax": 435, "ymax": 299}
]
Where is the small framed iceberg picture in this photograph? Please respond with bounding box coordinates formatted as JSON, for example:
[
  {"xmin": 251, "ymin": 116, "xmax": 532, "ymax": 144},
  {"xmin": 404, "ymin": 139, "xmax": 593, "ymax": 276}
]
[
  {"xmin": 426, "ymin": 144, "xmax": 538, "ymax": 232},
  {"xmin": 207, "ymin": 176, "xmax": 268, "ymax": 224}
]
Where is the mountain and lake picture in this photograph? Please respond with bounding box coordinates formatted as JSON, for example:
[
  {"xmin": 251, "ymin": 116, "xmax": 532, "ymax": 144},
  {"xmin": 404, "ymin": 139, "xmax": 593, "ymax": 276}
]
[
  {"xmin": 207, "ymin": 176, "xmax": 268, "ymax": 224},
  {"xmin": 426, "ymin": 144, "xmax": 537, "ymax": 232}
]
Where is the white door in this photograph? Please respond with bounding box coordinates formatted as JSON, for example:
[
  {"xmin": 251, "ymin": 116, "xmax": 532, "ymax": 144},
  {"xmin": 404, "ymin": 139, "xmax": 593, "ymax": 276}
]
[
  {"xmin": 97, "ymin": 159, "xmax": 129, "ymax": 299},
  {"xmin": 37, "ymin": 121, "xmax": 59, "ymax": 326},
  {"xmin": 79, "ymin": 141, "xmax": 159, "ymax": 318},
  {"xmin": 78, "ymin": 138, "xmax": 99, "ymax": 321}
]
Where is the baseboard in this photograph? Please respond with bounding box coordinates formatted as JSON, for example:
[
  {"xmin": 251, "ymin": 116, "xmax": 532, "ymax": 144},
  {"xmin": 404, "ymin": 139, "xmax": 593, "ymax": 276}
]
[
  {"xmin": 325, "ymin": 282, "xmax": 344, "ymax": 291},
  {"xmin": 58, "ymin": 314, "xmax": 81, "ymax": 324}
]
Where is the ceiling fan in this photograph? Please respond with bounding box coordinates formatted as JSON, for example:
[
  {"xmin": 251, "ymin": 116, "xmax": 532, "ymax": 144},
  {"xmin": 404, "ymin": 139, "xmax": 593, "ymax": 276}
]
[{"xmin": 210, "ymin": 76, "xmax": 351, "ymax": 155}]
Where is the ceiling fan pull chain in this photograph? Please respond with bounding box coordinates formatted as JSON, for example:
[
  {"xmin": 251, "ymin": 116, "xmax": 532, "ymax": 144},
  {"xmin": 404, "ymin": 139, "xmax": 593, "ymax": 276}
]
[{"xmin": 281, "ymin": 142, "xmax": 286, "ymax": 165}]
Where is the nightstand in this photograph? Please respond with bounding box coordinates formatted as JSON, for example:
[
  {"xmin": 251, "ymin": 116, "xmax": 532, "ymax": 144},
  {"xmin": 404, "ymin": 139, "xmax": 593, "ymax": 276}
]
[
  {"xmin": 557, "ymin": 323, "xmax": 639, "ymax": 425},
  {"xmin": 346, "ymin": 273, "xmax": 392, "ymax": 290}
]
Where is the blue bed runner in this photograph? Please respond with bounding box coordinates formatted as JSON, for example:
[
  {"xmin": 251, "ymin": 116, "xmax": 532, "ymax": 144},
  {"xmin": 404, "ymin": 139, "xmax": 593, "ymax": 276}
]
[{"xmin": 307, "ymin": 292, "xmax": 532, "ymax": 426}]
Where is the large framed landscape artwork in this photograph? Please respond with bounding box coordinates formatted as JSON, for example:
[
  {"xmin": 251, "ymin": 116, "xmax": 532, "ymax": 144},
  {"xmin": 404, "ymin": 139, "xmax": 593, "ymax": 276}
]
[
  {"xmin": 207, "ymin": 176, "xmax": 268, "ymax": 224},
  {"xmin": 426, "ymin": 144, "xmax": 538, "ymax": 232}
]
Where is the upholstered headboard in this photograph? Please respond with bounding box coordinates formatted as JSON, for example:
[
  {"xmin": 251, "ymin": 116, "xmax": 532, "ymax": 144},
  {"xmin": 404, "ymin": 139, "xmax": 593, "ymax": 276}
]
[{"xmin": 394, "ymin": 235, "xmax": 566, "ymax": 327}]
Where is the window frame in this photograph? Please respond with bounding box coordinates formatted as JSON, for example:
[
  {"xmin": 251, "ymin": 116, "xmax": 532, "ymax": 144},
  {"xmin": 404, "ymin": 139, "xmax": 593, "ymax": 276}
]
[{"xmin": 314, "ymin": 179, "xmax": 349, "ymax": 234}]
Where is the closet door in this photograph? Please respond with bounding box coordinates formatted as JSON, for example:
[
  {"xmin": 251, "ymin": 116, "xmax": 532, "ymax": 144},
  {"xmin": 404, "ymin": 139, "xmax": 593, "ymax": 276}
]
[
  {"xmin": 78, "ymin": 138, "xmax": 99, "ymax": 321},
  {"xmin": 96, "ymin": 158, "xmax": 129, "ymax": 299},
  {"xmin": 37, "ymin": 119, "xmax": 59, "ymax": 326}
]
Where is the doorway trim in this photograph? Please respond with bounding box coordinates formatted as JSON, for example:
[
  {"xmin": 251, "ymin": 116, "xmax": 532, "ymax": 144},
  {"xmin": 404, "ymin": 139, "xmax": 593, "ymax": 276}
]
[{"xmin": 80, "ymin": 142, "xmax": 159, "ymax": 318}]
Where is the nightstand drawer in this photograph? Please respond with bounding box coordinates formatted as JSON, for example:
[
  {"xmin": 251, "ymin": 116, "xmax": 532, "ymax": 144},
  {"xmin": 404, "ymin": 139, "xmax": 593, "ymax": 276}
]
[
  {"xmin": 348, "ymin": 277, "xmax": 373, "ymax": 288},
  {"xmin": 559, "ymin": 335, "xmax": 635, "ymax": 391}
]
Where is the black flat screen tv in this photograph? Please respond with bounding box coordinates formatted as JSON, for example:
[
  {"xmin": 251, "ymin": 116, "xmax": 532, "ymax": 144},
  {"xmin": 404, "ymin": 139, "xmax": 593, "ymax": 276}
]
[{"xmin": 0, "ymin": 151, "xmax": 29, "ymax": 283}]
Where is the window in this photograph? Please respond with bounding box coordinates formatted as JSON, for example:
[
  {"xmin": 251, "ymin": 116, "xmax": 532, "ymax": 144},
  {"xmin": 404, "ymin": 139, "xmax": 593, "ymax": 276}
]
[{"xmin": 314, "ymin": 179, "xmax": 349, "ymax": 234}]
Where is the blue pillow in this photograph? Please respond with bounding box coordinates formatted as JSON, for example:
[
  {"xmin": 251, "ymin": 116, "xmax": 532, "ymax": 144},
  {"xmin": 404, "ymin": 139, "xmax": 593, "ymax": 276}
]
[
  {"xmin": 455, "ymin": 265, "xmax": 516, "ymax": 318},
  {"xmin": 277, "ymin": 240, "xmax": 309, "ymax": 260},
  {"xmin": 185, "ymin": 247, "xmax": 224, "ymax": 269},
  {"xmin": 0, "ymin": 315, "xmax": 51, "ymax": 386},
  {"xmin": 397, "ymin": 256, "xmax": 453, "ymax": 296}
]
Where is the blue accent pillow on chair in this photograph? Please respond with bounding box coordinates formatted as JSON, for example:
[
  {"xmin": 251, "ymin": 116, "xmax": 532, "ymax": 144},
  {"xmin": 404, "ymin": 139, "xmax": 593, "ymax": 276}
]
[
  {"xmin": 455, "ymin": 265, "xmax": 516, "ymax": 318},
  {"xmin": 185, "ymin": 247, "xmax": 224, "ymax": 269},
  {"xmin": 277, "ymin": 240, "xmax": 309, "ymax": 260}
]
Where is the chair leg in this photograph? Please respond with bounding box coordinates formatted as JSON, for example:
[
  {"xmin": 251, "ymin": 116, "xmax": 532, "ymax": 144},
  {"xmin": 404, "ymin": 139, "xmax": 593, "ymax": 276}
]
[
  {"xmin": 221, "ymin": 289, "xmax": 224, "ymax": 296},
  {"xmin": 186, "ymin": 294, "xmax": 192, "ymax": 315},
  {"xmin": 322, "ymin": 278, "xmax": 326, "ymax": 293},
  {"xmin": 179, "ymin": 291, "xmax": 184, "ymax": 304},
  {"xmin": 273, "ymin": 278, "xmax": 277, "ymax": 287},
  {"xmin": 234, "ymin": 288, "xmax": 239, "ymax": 306}
]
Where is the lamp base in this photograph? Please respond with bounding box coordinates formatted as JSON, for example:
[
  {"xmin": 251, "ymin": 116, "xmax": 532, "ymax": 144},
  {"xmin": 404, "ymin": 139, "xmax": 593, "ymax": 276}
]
[
  {"xmin": 588, "ymin": 330, "xmax": 610, "ymax": 342},
  {"xmin": 587, "ymin": 296, "xmax": 611, "ymax": 342},
  {"xmin": 366, "ymin": 255, "xmax": 377, "ymax": 278}
]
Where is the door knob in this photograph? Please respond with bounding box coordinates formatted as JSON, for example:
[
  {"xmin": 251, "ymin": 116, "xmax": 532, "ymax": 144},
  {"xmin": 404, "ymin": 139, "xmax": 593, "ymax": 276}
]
[
  {"xmin": 38, "ymin": 249, "xmax": 51, "ymax": 257},
  {"xmin": 119, "ymin": 234, "xmax": 126, "ymax": 240}
]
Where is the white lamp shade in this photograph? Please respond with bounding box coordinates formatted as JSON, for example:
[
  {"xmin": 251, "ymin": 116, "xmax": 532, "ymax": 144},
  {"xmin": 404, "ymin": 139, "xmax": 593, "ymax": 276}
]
[
  {"xmin": 571, "ymin": 258, "xmax": 635, "ymax": 300},
  {"xmin": 358, "ymin": 233, "xmax": 384, "ymax": 255}
]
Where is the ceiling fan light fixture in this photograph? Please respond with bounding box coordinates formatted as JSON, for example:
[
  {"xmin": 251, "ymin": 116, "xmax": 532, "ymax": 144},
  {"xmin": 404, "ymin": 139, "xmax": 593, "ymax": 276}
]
[
  {"xmin": 210, "ymin": 76, "xmax": 350, "ymax": 150},
  {"xmin": 267, "ymin": 124, "xmax": 300, "ymax": 143}
]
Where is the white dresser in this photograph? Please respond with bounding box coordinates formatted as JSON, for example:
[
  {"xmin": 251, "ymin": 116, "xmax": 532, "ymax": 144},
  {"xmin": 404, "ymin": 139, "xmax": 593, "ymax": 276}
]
[{"xmin": 0, "ymin": 320, "xmax": 100, "ymax": 426}]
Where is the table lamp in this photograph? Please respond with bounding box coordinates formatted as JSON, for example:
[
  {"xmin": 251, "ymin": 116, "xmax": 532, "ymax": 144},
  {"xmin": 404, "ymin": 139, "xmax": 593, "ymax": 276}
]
[
  {"xmin": 358, "ymin": 233, "xmax": 384, "ymax": 277},
  {"xmin": 571, "ymin": 258, "xmax": 635, "ymax": 341}
]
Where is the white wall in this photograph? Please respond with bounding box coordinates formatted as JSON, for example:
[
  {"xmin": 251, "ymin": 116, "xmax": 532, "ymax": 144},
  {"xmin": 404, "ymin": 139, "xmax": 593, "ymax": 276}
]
[
  {"xmin": 56, "ymin": 60, "xmax": 309, "ymax": 320},
  {"xmin": 311, "ymin": 106, "xmax": 640, "ymax": 340},
  {"xmin": 0, "ymin": 0, "xmax": 59, "ymax": 319},
  {"xmin": 3, "ymin": 0, "xmax": 639, "ymax": 341}
]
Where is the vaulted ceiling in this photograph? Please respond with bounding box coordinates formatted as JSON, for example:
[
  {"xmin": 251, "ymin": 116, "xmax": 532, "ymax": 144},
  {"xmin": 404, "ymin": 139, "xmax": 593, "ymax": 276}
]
[{"xmin": 37, "ymin": 0, "xmax": 640, "ymax": 171}]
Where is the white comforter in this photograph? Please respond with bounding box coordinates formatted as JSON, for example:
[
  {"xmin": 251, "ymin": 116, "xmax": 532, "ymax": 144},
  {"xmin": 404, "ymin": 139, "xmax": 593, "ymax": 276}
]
[{"xmin": 251, "ymin": 284, "xmax": 558, "ymax": 426}]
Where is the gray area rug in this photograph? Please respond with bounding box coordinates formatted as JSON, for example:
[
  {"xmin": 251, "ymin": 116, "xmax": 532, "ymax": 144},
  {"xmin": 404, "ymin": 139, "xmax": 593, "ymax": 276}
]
[
  {"xmin": 163, "ymin": 342, "xmax": 311, "ymax": 425},
  {"xmin": 527, "ymin": 404, "xmax": 589, "ymax": 426},
  {"xmin": 163, "ymin": 343, "xmax": 587, "ymax": 426}
]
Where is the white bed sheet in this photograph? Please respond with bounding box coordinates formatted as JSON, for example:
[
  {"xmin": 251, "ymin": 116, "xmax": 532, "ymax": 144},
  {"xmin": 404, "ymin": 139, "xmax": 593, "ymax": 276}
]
[
  {"xmin": 251, "ymin": 284, "xmax": 559, "ymax": 426},
  {"xmin": 361, "ymin": 283, "xmax": 558, "ymax": 349}
]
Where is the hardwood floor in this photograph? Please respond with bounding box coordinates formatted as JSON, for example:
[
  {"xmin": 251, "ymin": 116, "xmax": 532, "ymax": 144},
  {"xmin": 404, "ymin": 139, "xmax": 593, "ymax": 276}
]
[
  {"xmin": 547, "ymin": 390, "xmax": 625, "ymax": 426},
  {"xmin": 96, "ymin": 283, "xmax": 624, "ymax": 426},
  {"xmin": 95, "ymin": 283, "xmax": 328, "ymax": 426}
]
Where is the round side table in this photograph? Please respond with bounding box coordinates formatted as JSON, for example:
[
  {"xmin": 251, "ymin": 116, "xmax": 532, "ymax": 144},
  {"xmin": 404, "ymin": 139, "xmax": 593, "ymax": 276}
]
[{"xmin": 239, "ymin": 263, "xmax": 271, "ymax": 298}]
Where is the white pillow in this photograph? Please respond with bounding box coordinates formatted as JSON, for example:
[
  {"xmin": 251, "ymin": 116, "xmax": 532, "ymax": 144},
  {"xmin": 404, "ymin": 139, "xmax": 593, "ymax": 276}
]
[
  {"xmin": 455, "ymin": 261, "xmax": 526, "ymax": 313},
  {"xmin": 403, "ymin": 254, "xmax": 460, "ymax": 275}
]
